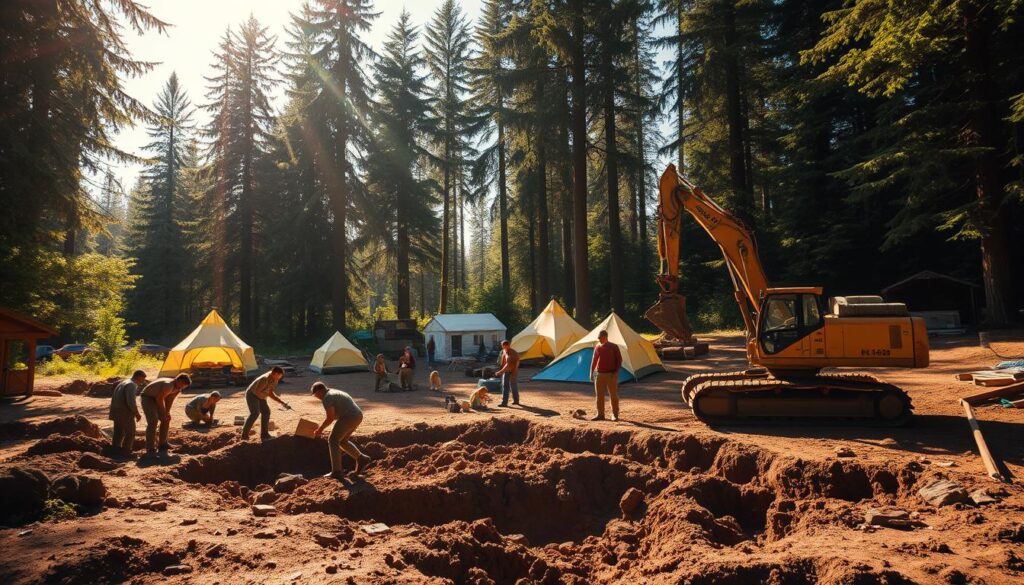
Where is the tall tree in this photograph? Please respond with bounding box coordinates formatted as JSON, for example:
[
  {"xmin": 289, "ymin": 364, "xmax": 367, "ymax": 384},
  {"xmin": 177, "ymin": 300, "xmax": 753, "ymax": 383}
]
[{"xmin": 426, "ymin": 0, "xmax": 475, "ymax": 313}]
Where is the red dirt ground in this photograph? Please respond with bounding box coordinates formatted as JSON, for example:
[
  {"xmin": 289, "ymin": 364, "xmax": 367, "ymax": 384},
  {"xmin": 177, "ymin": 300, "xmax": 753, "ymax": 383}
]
[{"xmin": 0, "ymin": 332, "xmax": 1022, "ymax": 584}]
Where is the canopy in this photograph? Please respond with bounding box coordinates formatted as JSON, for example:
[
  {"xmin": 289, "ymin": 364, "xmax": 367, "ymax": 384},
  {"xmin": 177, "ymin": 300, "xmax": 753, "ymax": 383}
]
[
  {"xmin": 510, "ymin": 299, "xmax": 587, "ymax": 362},
  {"xmin": 158, "ymin": 310, "xmax": 258, "ymax": 377},
  {"xmin": 309, "ymin": 331, "xmax": 369, "ymax": 374},
  {"xmin": 532, "ymin": 312, "xmax": 664, "ymax": 384}
]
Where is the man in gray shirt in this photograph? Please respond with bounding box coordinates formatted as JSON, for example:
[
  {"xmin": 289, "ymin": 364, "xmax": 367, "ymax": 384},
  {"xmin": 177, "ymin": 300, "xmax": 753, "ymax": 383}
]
[
  {"xmin": 242, "ymin": 367, "xmax": 289, "ymax": 441},
  {"xmin": 109, "ymin": 370, "xmax": 146, "ymax": 456},
  {"xmin": 311, "ymin": 382, "xmax": 370, "ymax": 478},
  {"xmin": 184, "ymin": 391, "xmax": 220, "ymax": 426}
]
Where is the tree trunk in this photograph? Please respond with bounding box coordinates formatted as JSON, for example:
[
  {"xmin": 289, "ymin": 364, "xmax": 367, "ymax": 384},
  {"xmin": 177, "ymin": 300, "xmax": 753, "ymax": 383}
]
[
  {"xmin": 570, "ymin": 12, "xmax": 591, "ymax": 325},
  {"xmin": 603, "ymin": 46, "xmax": 624, "ymax": 315},
  {"xmin": 723, "ymin": 3, "xmax": 751, "ymax": 223},
  {"xmin": 537, "ymin": 131, "xmax": 550, "ymax": 307},
  {"xmin": 558, "ymin": 68, "xmax": 575, "ymax": 310},
  {"xmin": 677, "ymin": 2, "xmax": 686, "ymax": 172},
  {"xmin": 329, "ymin": 12, "xmax": 350, "ymax": 331},
  {"xmin": 438, "ymin": 138, "xmax": 450, "ymax": 314},
  {"xmin": 498, "ymin": 108, "xmax": 511, "ymax": 297},
  {"xmin": 964, "ymin": 2, "xmax": 1013, "ymax": 325},
  {"xmin": 396, "ymin": 204, "xmax": 411, "ymax": 319},
  {"xmin": 527, "ymin": 185, "xmax": 537, "ymax": 314}
]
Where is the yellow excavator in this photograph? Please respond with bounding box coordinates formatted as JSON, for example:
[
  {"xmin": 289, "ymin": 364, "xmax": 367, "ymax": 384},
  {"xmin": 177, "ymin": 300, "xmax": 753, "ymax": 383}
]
[{"xmin": 645, "ymin": 164, "xmax": 929, "ymax": 425}]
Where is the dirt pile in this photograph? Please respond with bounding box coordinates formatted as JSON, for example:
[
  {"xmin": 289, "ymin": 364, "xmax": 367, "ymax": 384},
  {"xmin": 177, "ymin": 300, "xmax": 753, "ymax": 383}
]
[
  {"xmin": 0, "ymin": 415, "xmax": 100, "ymax": 441},
  {"xmin": 0, "ymin": 466, "xmax": 50, "ymax": 525},
  {"xmin": 24, "ymin": 431, "xmax": 106, "ymax": 456},
  {"xmin": 43, "ymin": 535, "xmax": 182, "ymax": 584}
]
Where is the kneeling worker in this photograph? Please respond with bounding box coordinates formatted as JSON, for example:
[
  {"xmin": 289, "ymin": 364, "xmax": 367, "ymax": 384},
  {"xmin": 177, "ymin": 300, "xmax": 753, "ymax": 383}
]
[
  {"xmin": 184, "ymin": 391, "xmax": 221, "ymax": 426},
  {"xmin": 311, "ymin": 382, "xmax": 371, "ymax": 478},
  {"xmin": 140, "ymin": 373, "xmax": 192, "ymax": 454}
]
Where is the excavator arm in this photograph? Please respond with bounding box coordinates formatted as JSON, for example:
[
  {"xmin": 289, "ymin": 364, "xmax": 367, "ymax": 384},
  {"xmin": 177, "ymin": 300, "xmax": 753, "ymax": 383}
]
[{"xmin": 650, "ymin": 164, "xmax": 769, "ymax": 338}]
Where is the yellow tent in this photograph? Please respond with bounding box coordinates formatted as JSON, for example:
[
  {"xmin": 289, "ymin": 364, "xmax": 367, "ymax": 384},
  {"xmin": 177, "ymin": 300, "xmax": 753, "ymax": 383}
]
[
  {"xmin": 158, "ymin": 310, "xmax": 258, "ymax": 377},
  {"xmin": 309, "ymin": 331, "xmax": 369, "ymax": 374},
  {"xmin": 533, "ymin": 312, "xmax": 664, "ymax": 383},
  {"xmin": 511, "ymin": 299, "xmax": 588, "ymax": 361}
]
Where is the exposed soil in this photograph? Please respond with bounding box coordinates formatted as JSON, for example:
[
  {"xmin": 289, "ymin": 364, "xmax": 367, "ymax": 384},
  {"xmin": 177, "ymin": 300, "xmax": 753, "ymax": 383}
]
[{"xmin": 0, "ymin": 333, "xmax": 1021, "ymax": 584}]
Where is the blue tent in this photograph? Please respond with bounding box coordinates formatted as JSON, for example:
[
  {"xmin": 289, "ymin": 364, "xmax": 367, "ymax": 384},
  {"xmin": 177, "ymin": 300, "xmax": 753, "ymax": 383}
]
[{"xmin": 531, "ymin": 347, "xmax": 636, "ymax": 383}]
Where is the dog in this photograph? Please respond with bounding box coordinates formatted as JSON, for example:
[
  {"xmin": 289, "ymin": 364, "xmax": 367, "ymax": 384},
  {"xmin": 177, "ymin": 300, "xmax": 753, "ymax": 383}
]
[{"xmin": 429, "ymin": 370, "xmax": 442, "ymax": 392}]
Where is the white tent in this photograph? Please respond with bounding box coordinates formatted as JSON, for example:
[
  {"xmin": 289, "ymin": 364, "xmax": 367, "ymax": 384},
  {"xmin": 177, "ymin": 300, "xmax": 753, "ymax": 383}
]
[
  {"xmin": 158, "ymin": 310, "xmax": 258, "ymax": 378},
  {"xmin": 510, "ymin": 299, "xmax": 587, "ymax": 362},
  {"xmin": 423, "ymin": 313, "xmax": 506, "ymax": 360},
  {"xmin": 309, "ymin": 331, "xmax": 369, "ymax": 374},
  {"xmin": 533, "ymin": 312, "xmax": 664, "ymax": 383}
]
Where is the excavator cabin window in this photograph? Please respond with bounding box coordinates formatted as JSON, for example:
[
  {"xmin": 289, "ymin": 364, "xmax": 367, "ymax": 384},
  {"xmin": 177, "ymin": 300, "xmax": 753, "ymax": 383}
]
[{"xmin": 759, "ymin": 293, "xmax": 823, "ymax": 354}]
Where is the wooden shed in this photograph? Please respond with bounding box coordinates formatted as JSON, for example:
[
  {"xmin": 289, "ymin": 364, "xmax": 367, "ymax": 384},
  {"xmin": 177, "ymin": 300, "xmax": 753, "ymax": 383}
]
[{"xmin": 0, "ymin": 308, "xmax": 57, "ymax": 397}]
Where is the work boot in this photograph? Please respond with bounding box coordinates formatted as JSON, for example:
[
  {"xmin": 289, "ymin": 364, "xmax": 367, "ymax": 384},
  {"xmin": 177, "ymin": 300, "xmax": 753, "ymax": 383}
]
[
  {"xmin": 590, "ymin": 415, "xmax": 605, "ymax": 421},
  {"xmin": 610, "ymin": 415, "xmax": 619, "ymax": 422},
  {"xmin": 354, "ymin": 454, "xmax": 373, "ymax": 473},
  {"xmin": 323, "ymin": 470, "xmax": 345, "ymax": 480}
]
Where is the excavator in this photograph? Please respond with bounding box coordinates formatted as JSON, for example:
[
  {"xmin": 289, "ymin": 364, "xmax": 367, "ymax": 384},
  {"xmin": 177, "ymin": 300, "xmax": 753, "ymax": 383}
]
[{"xmin": 644, "ymin": 164, "xmax": 929, "ymax": 425}]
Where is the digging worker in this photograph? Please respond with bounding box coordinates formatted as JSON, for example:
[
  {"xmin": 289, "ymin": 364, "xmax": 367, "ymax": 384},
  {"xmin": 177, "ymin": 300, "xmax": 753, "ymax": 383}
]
[
  {"xmin": 311, "ymin": 382, "xmax": 371, "ymax": 478},
  {"xmin": 184, "ymin": 391, "xmax": 220, "ymax": 426},
  {"xmin": 589, "ymin": 330, "xmax": 622, "ymax": 421},
  {"xmin": 108, "ymin": 369, "xmax": 146, "ymax": 456},
  {"xmin": 140, "ymin": 373, "xmax": 192, "ymax": 454},
  {"xmin": 495, "ymin": 340, "xmax": 520, "ymax": 407},
  {"xmin": 398, "ymin": 347, "xmax": 416, "ymax": 390},
  {"xmin": 242, "ymin": 366, "xmax": 289, "ymax": 441}
]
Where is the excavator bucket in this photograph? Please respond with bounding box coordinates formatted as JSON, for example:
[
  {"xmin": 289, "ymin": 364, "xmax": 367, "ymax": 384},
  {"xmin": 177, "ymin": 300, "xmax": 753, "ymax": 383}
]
[{"xmin": 644, "ymin": 293, "xmax": 696, "ymax": 344}]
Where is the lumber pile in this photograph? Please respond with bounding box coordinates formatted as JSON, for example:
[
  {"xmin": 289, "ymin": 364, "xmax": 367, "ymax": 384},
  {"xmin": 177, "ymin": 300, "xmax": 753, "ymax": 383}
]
[{"xmin": 954, "ymin": 362, "xmax": 1023, "ymax": 483}]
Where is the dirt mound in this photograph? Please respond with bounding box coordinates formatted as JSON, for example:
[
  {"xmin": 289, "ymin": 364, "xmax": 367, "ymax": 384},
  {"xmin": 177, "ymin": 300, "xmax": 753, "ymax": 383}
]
[
  {"xmin": 85, "ymin": 377, "xmax": 122, "ymax": 398},
  {"xmin": 0, "ymin": 466, "xmax": 50, "ymax": 525},
  {"xmin": 52, "ymin": 473, "xmax": 107, "ymax": 506},
  {"xmin": 172, "ymin": 429, "xmax": 238, "ymax": 455},
  {"xmin": 24, "ymin": 432, "xmax": 106, "ymax": 456},
  {"xmin": 0, "ymin": 415, "xmax": 100, "ymax": 441},
  {"xmin": 43, "ymin": 535, "xmax": 181, "ymax": 584}
]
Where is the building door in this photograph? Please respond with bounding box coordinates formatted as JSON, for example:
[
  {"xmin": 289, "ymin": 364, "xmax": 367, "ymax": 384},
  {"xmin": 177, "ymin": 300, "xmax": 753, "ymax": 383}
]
[{"xmin": 452, "ymin": 335, "xmax": 463, "ymax": 357}]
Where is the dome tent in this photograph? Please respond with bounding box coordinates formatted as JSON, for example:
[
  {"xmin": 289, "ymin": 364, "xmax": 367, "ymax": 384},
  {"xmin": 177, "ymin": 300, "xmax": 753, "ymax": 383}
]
[
  {"xmin": 158, "ymin": 310, "xmax": 258, "ymax": 378},
  {"xmin": 532, "ymin": 312, "xmax": 664, "ymax": 384},
  {"xmin": 510, "ymin": 299, "xmax": 587, "ymax": 362},
  {"xmin": 309, "ymin": 331, "xmax": 369, "ymax": 374}
]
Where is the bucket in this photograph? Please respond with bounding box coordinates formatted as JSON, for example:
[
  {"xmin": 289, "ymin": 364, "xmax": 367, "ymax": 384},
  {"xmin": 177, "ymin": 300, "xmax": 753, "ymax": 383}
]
[{"xmin": 979, "ymin": 331, "xmax": 991, "ymax": 348}]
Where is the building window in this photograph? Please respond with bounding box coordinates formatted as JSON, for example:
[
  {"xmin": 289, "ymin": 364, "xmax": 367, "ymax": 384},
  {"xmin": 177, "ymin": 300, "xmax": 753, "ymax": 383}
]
[{"xmin": 473, "ymin": 334, "xmax": 484, "ymax": 347}]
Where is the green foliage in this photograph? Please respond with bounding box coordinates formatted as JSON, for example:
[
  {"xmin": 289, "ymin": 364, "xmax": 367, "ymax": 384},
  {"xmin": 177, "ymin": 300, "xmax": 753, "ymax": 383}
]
[
  {"xmin": 91, "ymin": 300, "xmax": 129, "ymax": 362},
  {"xmin": 41, "ymin": 499, "xmax": 79, "ymax": 522},
  {"xmin": 38, "ymin": 346, "xmax": 163, "ymax": 379}
]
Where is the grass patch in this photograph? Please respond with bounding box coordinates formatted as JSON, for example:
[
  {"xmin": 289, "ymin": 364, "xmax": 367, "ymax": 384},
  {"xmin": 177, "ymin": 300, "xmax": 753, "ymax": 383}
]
[
  {"xmin": 38, "ymin": 347, "xmax": 163, "ymax": 379},
  {"xmin": 41, "ymin": 498, "xmax": 79, "ymax": 522}
]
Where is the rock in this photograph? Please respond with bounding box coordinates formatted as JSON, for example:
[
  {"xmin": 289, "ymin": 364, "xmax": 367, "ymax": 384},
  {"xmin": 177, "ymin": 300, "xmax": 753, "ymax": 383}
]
[
  {"xmin": 252, "ymin": 504, "xmax": 277, "ymax": 517},
  {"xmin": 253, "ymin": 489, "xmax": 279, "ymax": 506},
  {"xmin": 918, "ymin": 479, "xmax": 969, "ymax": 507},
  {"xmin": 180, "ymin": 518, "xmax": 198, "ymax": 526},
  {"xmin": 52, "ymin": 474, "xmax": 106, "ymax": 506},
  {"xmin": 274, "ymin": 474, "xmax": 308, "ymax": 494},
  {"xmin": 287, "ymin": 571, "xmax": 303, "ymax": 581},
  {"xmin": 325, "ymin": 565, "xmax": 338, "ymax": 574},
  {"xmin": 864, "ymin": 507, "xmax": 920, "ymax": 528},
  {"xmin": 470, "ymin": 519, "xmax": 499, "ymax": 543},
  {"xmin": 619, "ymin": 487, "xmax": 645, "ymax": 516},
  {"xmin": 360, "ymin": 522, "xmax": 390, "ymax": 535},
  {"xmin": 969, "ymin": 489, "xmax": 998, "ymax": 505},
  {"xmin": 77, "ymin": 453, "xmax": 118, "ymax": 472},
  {"xmin": 314, "ymin": 533, "xmax": 340, "ymax": 548},
  {"xmin": 162, "ymin": 564, "xmax": 193, "ymax": 576},
  {"xmin": 935, "ymin": 461, "xmax": 957, "ymax": 468},
  {"xmin": 205, "ymin": 543, "xmax": 224, "ymax": 558},
  {"xmin": 878, "ymin": 438, "xmax": 899, "ymax": 447},
  {"xmin": 254, "ymin": 530, "xmax": 277, "ymax": 539},
  {"xmin": 835, "ymin": 447, "xmax": 856, "ymax": 458},
  {"xmin": 148, "ymin": 500, "xmax": 168, "ymax": 512},
  {"xmin": 506, "ymin": 533, "xmax": 530, "ymax": 547},
  {"xmin": 227, "ymin": 527, "xmax": 238, "ymax": 536}
]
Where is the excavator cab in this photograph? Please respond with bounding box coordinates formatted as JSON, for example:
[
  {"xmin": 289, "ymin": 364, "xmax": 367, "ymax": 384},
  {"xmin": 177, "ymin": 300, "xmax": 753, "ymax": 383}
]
[{"xmin": 757, "ymin": 289, "xmax": 824, "ymax": 356}]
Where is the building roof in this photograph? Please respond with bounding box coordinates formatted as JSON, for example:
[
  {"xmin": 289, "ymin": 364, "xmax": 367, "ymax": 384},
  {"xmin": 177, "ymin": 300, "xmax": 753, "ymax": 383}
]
[
  {"xmin": 882, "ymin": 270, "xmax": 978, "ymax": 295},
  {"xmin": 424, "ymin": 313, "xmax": 506, "ymax": 333},
  {"xmin": 0, "ymin": 307, "xmax": 58, "ymax": 338}
]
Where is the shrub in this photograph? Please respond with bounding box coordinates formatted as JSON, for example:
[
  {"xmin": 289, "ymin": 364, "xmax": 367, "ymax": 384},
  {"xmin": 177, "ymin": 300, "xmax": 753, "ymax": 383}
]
[
  {"xmin": 41, "ymin": 498, "xmax": 79, "ymax": 522},
  {"xmin": 91, "ymin": 300, "xmax": 128, "ymax": 362}
]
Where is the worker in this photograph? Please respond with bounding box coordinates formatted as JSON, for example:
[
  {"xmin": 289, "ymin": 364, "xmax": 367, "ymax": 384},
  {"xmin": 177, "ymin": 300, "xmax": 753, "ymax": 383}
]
[
  {"xmin": 140, "ymin": 373, "xmax": 192, "ymax": 455},
  {"xmin": 184, "ymin": 391, "xmax": 221, "ymax": 426},
  {"xmin": 311, "ymin": 382, "xmax": 371, "ymax": 478},
  {"xmin": 242, "ymin": 366, "xmax": 289, "ymax": 441},
  {"xmin": 469, "ymin": 386, "xmax": 490, "ymax": 410},
  {"xmin": 373, "ymin": 354, "xmax": 389, "ymax": 392},
  {"xmin": 589, "ymin": 330, "xmax": 622, "ymax": 421},
  {"xmin": 108, "ymin": 369, "xmax": 146, "ymax": 457},
  {"xmin": 495, "ymin": 340, "xmax": 520, "ymax": 407},
  {"xmin": 427, "ymin": 336, "xmax": 436, "ymax": 367},
  {"xmin": 398, "ymin": 347, "xmax": 416, "ymax": 390}
]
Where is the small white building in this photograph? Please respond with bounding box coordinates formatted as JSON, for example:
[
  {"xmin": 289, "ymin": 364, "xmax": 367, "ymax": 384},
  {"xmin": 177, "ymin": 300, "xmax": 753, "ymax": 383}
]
[{"xmin": 422, "ymin": 313, "xmax": 507, "ymax": 361}]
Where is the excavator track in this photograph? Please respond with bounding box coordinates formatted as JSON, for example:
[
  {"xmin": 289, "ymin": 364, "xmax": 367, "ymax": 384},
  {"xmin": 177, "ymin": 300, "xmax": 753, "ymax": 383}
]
[{"xmin": 684, "ymin": 371, "xmax": 913, "ymax": 426}]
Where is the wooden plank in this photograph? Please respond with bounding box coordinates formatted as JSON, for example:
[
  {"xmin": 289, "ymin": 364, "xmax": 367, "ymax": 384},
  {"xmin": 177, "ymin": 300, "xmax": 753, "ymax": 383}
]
[
  {"xmin": 962, "ymin": 380, "xmax": 1024, "ymax": 405},
  {"xmin": 974, "ymin": 377, "xmax": 1018, "ymax": 387},
  {"xmin": 955, "ymin": 372, "xmax": 976, "ymax": 381},
  {"xmin": 960, "ymin": 400, "xmax": 1006, "ymax": 482}
]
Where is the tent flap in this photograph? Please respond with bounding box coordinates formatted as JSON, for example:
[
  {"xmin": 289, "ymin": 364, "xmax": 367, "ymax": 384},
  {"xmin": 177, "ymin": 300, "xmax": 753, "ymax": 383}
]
[{"xmin": 158, "ymin": 310, "xmax": 259, "ymax": 377}]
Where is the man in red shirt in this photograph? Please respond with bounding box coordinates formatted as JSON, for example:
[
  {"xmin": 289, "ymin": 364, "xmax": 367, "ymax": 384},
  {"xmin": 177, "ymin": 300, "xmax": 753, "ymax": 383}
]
[{"xmin": 589, "ymin": 330, "xmax": 622, "ymax": 421}]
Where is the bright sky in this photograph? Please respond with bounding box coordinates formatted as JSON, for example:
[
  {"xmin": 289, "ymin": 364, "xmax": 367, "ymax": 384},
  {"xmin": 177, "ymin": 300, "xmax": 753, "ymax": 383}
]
[{"xmin": 107, "ymin": 0, "xmax": 484, "ymax": 192}]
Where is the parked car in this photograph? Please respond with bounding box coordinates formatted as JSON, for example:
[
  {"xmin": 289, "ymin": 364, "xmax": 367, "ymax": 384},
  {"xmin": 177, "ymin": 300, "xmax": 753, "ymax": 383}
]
[
  {"xmin": 54, "ymin": 344, "xmax": 93, "ymax": 359},
  {"xmin": 126, "ymin": 343, "xmax": 170, "ymax": 357},
  {"xmin": 36, "ymin": 345, "xmax": 55, "ymax": 361}
]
